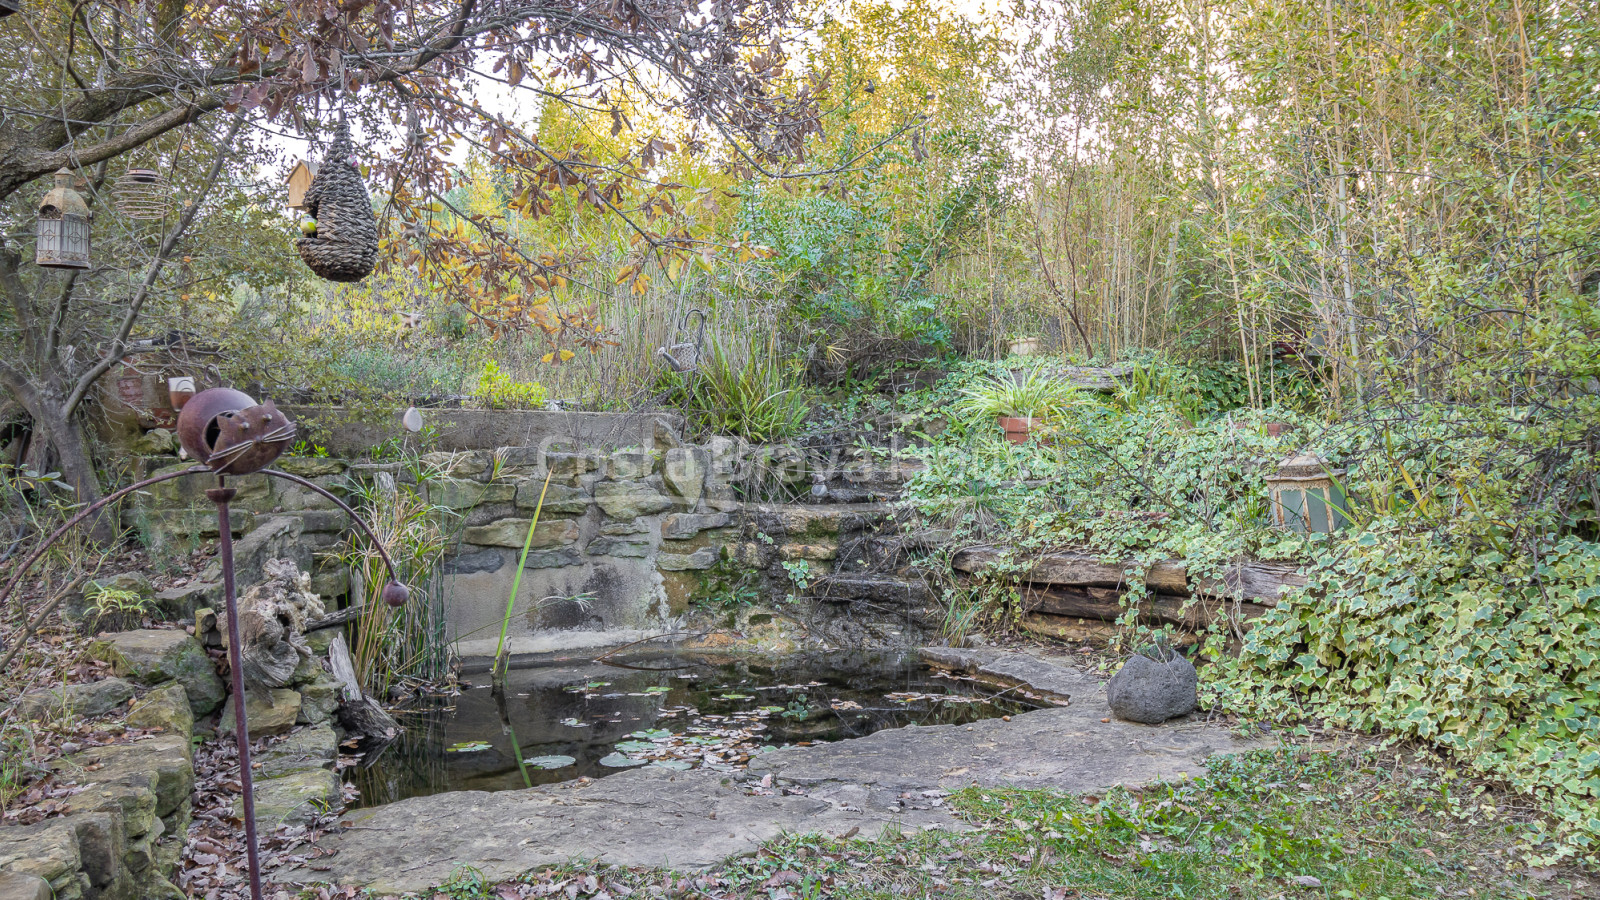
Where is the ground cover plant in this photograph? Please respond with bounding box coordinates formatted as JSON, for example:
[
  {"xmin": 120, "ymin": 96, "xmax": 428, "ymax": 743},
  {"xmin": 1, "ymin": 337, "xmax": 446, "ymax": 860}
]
[{"xmin": 396, "ymin": 747, "xmax": 1593, "ymax": 899}]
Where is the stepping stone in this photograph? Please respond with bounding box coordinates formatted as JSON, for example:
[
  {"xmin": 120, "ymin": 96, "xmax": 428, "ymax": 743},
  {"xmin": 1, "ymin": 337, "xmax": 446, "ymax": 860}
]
[
  {"xmin": 217, "ymin": 689, "xmax": 301, "ymax": 739},
  {"xmin": 235, "ymin": 769, "xmax": 341, "ymax": 827}
]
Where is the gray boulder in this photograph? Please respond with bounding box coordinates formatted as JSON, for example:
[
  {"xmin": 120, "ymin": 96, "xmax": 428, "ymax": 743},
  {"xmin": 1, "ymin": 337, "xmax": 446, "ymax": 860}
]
[
  {"xmin": 89, "ymin": 630, "xmax": 225, "ymax": 716},
  {"xmin": 1106, "ymin": 646, "xmax": 1197, "ymax": 724},
  {"xmin": 10, "ymin": 678, "xmax": 134, "ymax": 722}
]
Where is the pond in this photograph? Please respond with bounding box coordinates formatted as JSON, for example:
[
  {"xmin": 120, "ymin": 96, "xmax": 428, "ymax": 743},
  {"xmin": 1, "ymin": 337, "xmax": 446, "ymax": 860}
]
[{"xmin": 347, "ymin": 650, "xmax": 1041, "ymax": 807}]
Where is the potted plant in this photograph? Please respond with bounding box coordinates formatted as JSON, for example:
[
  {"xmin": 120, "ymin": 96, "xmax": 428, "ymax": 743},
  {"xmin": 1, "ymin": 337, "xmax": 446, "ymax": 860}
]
[{"xmin": 960, "ymin": 370, "xmax": 1085, "ymax": 443}]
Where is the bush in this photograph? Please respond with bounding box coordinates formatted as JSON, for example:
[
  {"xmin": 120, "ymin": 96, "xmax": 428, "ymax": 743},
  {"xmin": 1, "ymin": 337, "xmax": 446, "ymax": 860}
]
[{"xmin": 472, "ymin": 360, "xmax": 547, "ymax": 409}]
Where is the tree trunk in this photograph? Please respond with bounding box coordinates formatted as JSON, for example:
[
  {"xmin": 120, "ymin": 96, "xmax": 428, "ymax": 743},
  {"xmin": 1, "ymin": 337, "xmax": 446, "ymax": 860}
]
[{"xmin": 16, "ymin": 382, "xmax": 112, "ymax": 543}]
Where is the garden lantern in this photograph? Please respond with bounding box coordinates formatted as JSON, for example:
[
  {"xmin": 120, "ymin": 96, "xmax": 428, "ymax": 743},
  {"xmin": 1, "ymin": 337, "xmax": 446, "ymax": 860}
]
[
  {"xmin": 112, "ymin": 168, "xmax": 170, "ymax": 220},
  {"xmin": 36, "ymin": 168, "xmax": 91, "ymax": 269},
  {"xmin": 1265, "ymin": 451, "xmax": 1351, "ymax": 533}
]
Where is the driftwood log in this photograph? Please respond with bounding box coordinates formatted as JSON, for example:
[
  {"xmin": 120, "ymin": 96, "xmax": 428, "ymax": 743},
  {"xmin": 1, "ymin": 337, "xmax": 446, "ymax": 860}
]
[
  {"xmin": 327, "ymin": 634, "xmax": 399, "ymax": 741},
  {"xmin": 233, "ymin": 558, "xmax": 324, "ymax": 692}
]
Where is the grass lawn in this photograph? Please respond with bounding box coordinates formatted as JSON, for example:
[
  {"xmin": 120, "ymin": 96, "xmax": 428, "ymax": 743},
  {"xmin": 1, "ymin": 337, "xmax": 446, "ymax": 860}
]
[{"xmin": 417, "ymin": 747, "xmax": 1595, "ymax": 900}]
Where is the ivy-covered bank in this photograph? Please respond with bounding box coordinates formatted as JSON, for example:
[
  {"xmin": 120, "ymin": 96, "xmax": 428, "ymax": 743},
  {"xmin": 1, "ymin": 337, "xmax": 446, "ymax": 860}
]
[{"xmin": 863, "ymin": 356, "xmax": 1600, "ymax": 865}]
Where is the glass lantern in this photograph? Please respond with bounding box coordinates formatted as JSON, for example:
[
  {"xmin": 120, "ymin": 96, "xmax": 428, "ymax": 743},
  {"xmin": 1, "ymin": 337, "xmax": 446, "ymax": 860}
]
[
  {"xmin": 36, "ymin": 169, "xmax": 91, "ymax": 269},
  {"xmin": 1265, "ymin": 451, "xmax": 1351, "ymax": 533}
]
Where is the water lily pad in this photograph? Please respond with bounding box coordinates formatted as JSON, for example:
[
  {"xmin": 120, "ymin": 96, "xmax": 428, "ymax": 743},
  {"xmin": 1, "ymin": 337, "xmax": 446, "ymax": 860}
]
[
  {"xmin": 718, "ymin": 693, "xmax": 753, "ymax": 700},
  {"xmin": 446, "ymin": 741, "xmax": 492, "ymax": 753},
  {"xmin": 614, "ymin": 740, "xmax": 656, "ymax": 752},
  {"xmin": 559, "ymin": 717, "xmax": 589, "ymax": 728},
  {"xmin": 759, "ymin": 706, "xmax": 786, "ymax": 713},
  {"xmin": 523, "ymin": 755, "xmax": 576, "ymax": 770},
  {"xmin": 650, "ymin": 759, "xmax": 693, "ymax": 771},
  {"xmin": 599, "ymin": 753, "xmax": 647, "ymax": 768},
  {"xmin": 629, "ymin": 729, "xmax": 672, "ymax": 740},
  {"xmin": 643, "ymin": 686, "xmax": 671, "ymax": 694}
]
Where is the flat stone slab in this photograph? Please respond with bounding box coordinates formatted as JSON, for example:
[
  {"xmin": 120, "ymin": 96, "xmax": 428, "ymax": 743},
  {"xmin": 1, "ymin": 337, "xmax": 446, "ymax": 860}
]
[{"xmin": 286, "ymin": 650, "xmax": 1265, "ymax": 894}]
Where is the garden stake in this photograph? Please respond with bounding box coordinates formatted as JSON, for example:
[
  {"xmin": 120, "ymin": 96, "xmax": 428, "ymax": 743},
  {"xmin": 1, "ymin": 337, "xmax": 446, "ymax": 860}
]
[
  {"xmin": 209, "ymin": 480, "xmax": 265, "ymax": 900},
  {"xmin": 0, "ymin": 388, "xmax": 410, "ymax": 900}
]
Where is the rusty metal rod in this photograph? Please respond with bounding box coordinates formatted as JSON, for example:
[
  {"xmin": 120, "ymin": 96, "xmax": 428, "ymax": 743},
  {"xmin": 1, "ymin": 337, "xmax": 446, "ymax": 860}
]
[{"xmin": 209, "ymin": 481, "xmax": 264, "ymax": 900}]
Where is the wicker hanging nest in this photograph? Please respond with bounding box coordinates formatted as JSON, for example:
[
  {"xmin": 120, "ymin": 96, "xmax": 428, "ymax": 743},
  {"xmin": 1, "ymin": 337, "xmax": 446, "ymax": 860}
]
[{"xmin": 295, "ymin": 120, "xmax": 378, "ymax": 283}]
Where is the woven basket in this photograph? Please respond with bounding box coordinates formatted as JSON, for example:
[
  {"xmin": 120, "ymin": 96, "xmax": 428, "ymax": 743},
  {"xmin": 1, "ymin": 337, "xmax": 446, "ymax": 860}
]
[{"xmin": 295, "ymin": 120, "xmax": 378, "ymax": 283}]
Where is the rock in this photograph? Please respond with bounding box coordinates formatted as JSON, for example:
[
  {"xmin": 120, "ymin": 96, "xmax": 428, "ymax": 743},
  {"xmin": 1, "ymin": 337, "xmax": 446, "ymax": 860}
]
[
  {"xmin": 419, "ymin": 451, "xmax": 487, "ymax": 478},
  {"xmin": 131, "ymin": 428, "xmax": 177, "ymax": 456},
  {"xmin": 90, "ymin": 629, "xmax": 225, "ymax": 716},
  {"xmin": 779, "ymin": 543, "xmax": 837, "ymax": 561},
  {"xmin": 126, "ymin": 683, "xmax": 193, "ymax": 735},
  {"xmin": 1106, "ymin": 647, "xmax": 1198, "ymax": 724},
  {"xmin": 658, "ymin": 547, "xmax": 719, "ymax": 571},
  {"xmin": 0, "ymin": 820, "xmax": 86, "ymax": 900},
  {"xmin": 519, "ymin": 548, "xmax": 583, "ymax": 570},
  {"xmin": 607, "ymin": 449, "xmax": 662, "ymax": 480},
  {"xmin": 255, "ymin": 724, "xmax": 338, "ymax": 778},
  {"xmin": 462, "ymin": 518, "xmax": 578, "ymax": 549},
  {"xmin": 543, "ymin": 452, "xmax": 598, "ymax": 479},
  {"xmin": 599, "ymin": 520, "xmax": 649, "ymax": 536},
  {"xmin": 55, "ymin": 732, "xmax": 195, "ymax": 824},
  {"xmin": 275, "ymin": 457, "xmax": 347, "ymax": 477},
  {"xmin": 586, "ymin": 537, "xmax": 651, "ymax": 558},
  {"xmin": 514, "ymin": 481, "xmax": 589, "ymax": 515},
  {"xmin": 67, "ymin": 572, "xmax": 155, "ymax": 626},
  {"xmin": 153, "ymin": 580, "xmax": 220, "ymax": 622},
  {"xmin": 10, "ymin": 678, "xmax": 134, "ymax": 722},
  {"xmin": 662, "ymin": 448, "xmax": 707, "ymax": 506},
  {"xmin": 593, "ymin": 482, "xmax": 673, "ymax": 521},
  {"xmin": 236, "ymin": 769, "xmax": 341, "ymax": 827},
  {"xmin": 661, "ymin": 511, "xmax": 729, "ymax": 540},
  {"xmin": 0, "ymin": 871, "xmax": 52, "ymax": 900},
  {"xmin": 217, "ymin": 689, "xmax": 302, "ymax": 739},
  {"xmin": 297, "ymin": 673, "xmax": 343, "ymax": 725},
  {"xmin": 427, "ymin": 478, "xmax": 515, "ymax": 510}
]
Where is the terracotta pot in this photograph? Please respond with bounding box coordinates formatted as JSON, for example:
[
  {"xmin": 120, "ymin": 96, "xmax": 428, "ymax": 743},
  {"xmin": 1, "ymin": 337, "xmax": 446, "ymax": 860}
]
[{"xmin": 998, "ymin": 416, "xmax": 1039, "ymax": 444}]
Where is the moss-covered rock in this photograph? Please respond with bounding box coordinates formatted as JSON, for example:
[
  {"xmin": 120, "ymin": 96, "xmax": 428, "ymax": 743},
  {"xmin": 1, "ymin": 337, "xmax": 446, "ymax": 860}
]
[{"xmin": 90, "ymin": 630, "xmax": 224, "ymax": 716}]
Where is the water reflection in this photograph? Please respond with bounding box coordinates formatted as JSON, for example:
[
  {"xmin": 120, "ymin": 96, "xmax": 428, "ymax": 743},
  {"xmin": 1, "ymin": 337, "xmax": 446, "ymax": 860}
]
[{"xmin": 348, "ymin": 650, "xmax": 1039, "ymax": 807}]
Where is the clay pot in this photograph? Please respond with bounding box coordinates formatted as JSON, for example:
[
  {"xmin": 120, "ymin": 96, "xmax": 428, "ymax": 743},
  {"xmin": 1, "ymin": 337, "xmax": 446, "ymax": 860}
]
[{"xmin": 998, "ymin": 416, "xmax": 1039, "ymax": 444}]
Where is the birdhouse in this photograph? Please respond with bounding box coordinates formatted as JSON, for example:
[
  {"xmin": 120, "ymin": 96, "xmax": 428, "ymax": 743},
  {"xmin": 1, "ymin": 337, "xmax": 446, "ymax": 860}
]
[
  {"xmin": 1264, "ymin": 452, "xmax": 1351, "ymax": 533},
  {"xmin": 36, "ymin": 169, "xmax": 91, "ymax": 269},
  {"xmin": 112, "ymin": 168, "xmax": 169, "ymax": 220},
  {"xmin": 285, "ymin": 159, "xmax": 318, "ymax": 210}
]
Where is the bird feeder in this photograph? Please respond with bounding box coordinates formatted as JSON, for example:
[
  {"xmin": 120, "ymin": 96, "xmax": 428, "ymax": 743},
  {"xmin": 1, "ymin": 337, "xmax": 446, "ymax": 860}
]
[
  {"xmin": 1264, "ymin": 451, "xmax": 1350, "ymax": 533},
  {"xmin": 36, "ymin": 168, "xmax": 91, "ymax": 269},
  {"xmin": 285, "ymin": 159, "xmax": 317, "ymax": 210},
  {"xmin": 112, "ymin": 168, "xmax": 169, "ymax": 220}
]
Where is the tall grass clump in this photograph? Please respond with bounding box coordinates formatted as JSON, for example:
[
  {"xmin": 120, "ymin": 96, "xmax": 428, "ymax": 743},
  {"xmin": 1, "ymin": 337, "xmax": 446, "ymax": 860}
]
[
  {"xmin": 666, "ymin": 334, "xmax": 810, "ymax": 442},
  {"xmin": 336, "ymin": 459, "xmax": 456, "ymax": 698}
]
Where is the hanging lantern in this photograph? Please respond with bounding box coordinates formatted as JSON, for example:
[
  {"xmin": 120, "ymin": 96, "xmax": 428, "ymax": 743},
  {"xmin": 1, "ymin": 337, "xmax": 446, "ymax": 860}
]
[
  {"xmin": 112, "ymin": 168, "xmax": 169, "ymax": 220},
  {"xmin": 36, "ymin": 168, "xmax": 91, "ymax": 270},
  {"xmin": 1265, "ymin": 451, "xmax": 1351, "ymax": 533}
]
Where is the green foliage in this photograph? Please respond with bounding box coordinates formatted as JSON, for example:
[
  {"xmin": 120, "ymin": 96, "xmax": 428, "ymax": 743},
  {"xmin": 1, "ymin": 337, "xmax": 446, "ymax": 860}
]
[
  {"xmin": 779, "ymin": 559, "xmax": 812, "ymax": 592},
  {"xmin": 692, "ymin": 551, "xmax": 762, "ymax": 612},
  {"xmin": 472, "ymin": 360, "xmax": 548, "ymax": 410},
  {"xmin": 959, "ymin": 368, "xmax": 1088, "ymax": 420},
  {"xmin": 84, "ymin": 586, "xmax": 152, "ymax": 632},
  {"xmin": 665, "ymin": 337, "xmax": 810, "ymax": 442}
]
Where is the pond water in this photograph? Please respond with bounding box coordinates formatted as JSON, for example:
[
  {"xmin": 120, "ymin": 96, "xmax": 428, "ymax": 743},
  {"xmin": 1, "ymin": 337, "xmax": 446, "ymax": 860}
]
[{"xmin": 347, "ymin": 650, "xmax": 1041, "ymax": 807}]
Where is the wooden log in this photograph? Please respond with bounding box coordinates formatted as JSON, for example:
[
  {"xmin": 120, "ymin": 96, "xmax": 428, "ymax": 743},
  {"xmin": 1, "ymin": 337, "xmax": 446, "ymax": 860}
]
[
  {"xmin": 327, "ymin": 634, "xmax": 399, "ymax": 741},
  {"xmin": 1019, "ymin": 584, "xmax": 1273, "ymax": 628},
  {"xmin": 951, "ymin": 545, "xmax": 1304, "ymax": 605}
]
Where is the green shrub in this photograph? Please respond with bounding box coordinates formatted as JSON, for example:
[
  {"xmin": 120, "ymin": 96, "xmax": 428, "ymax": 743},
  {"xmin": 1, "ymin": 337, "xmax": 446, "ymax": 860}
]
[
  {"xmin": 473, "ymin": 360, "xmax": 547, "ymax": 409},
  {"xmin": 959, "ymin": 368, "xmax": 1088, "ymax": 420}
]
